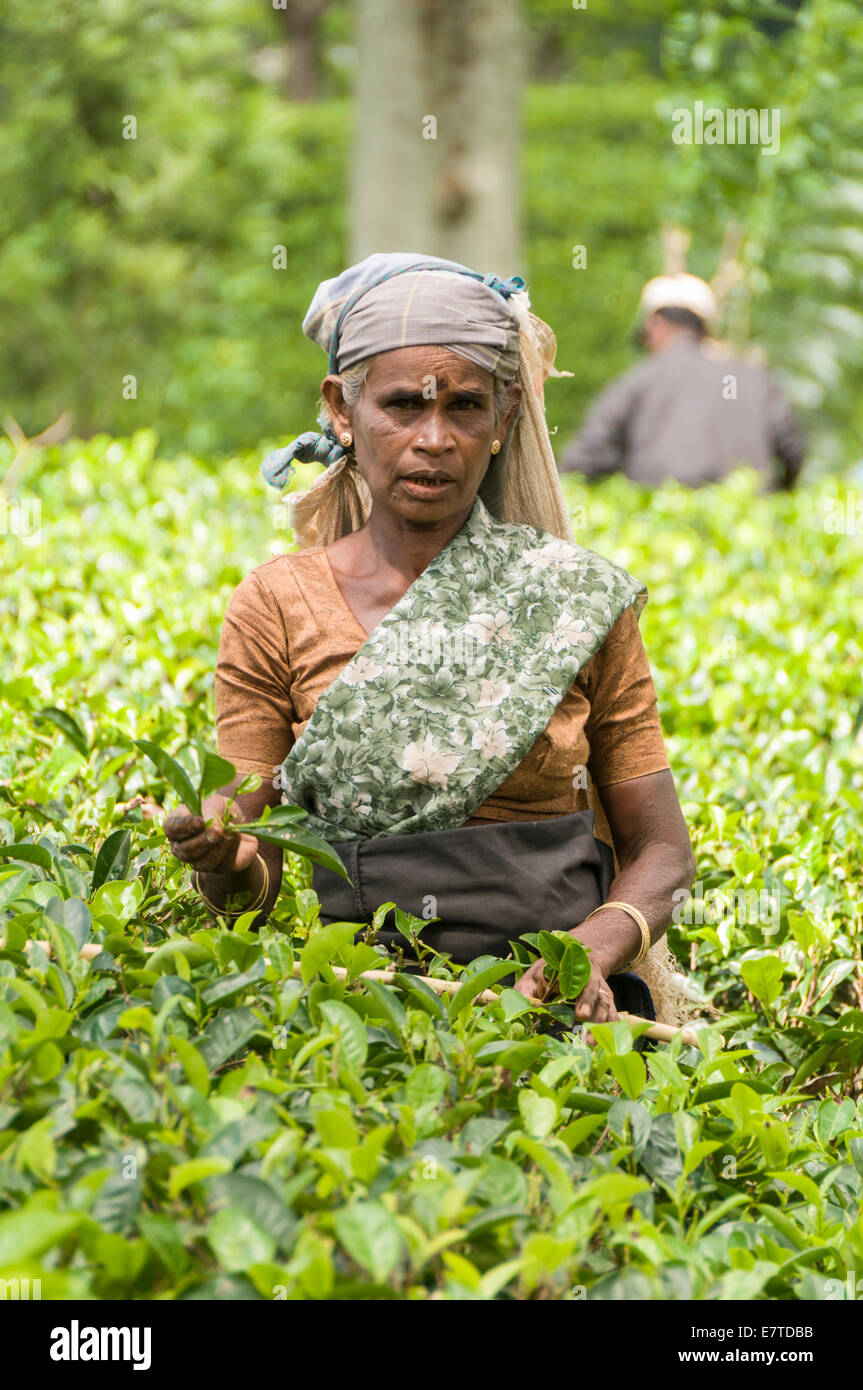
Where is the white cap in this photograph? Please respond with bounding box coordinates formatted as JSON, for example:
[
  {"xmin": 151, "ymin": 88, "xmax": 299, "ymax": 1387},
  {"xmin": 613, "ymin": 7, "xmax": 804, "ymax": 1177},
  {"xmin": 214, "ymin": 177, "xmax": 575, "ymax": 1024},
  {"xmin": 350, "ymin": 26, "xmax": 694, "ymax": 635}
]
[{"xmin": 638, "ymin": 273, "xmax": 717, "ymax": 325}]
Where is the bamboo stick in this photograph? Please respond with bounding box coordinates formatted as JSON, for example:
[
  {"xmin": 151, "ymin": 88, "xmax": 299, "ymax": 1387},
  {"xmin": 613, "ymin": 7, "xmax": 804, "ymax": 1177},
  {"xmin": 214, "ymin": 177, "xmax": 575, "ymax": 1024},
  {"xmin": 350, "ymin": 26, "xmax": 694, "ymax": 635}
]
[
  {"xmin": 23, "ymin": 938, "xmax": 104, "ymax": 962},
  {"xmin": 288, "ymin": 961, "xmax": 709, "ymax": 1047},
  {"xmin": 20, "ymin": 939, "xmax": 710, "ymax": 1047}
]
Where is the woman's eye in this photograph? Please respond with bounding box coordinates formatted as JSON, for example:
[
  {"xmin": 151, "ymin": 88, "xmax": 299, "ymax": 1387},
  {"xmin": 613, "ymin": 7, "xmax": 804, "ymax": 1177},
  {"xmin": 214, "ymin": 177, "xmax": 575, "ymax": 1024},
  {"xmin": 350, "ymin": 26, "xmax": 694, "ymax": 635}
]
[
  {"xmin": 389, "ymin": 398, "xmax": 419, "ymax": 410},
  {"xmin": 452, "ymin": 399, "xmax": 480, "ymax": 410}
]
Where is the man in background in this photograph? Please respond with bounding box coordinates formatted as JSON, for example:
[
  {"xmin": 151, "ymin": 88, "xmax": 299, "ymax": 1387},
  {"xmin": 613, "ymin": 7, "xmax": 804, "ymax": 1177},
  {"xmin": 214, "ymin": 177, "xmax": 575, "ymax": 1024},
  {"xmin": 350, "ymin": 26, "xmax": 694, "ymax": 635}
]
[{"xmin": 558, "ymin": 274, "xmax": 805, "ymax": 490}]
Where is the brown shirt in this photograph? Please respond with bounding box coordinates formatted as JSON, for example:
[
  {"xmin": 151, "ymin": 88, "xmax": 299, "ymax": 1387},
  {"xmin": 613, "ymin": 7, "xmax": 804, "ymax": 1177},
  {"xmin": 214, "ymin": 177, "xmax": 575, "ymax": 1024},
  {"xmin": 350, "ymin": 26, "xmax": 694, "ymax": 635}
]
[
  {"xmin": 559, "ymin": 338, "xmax": 805, "ymax": 488},
  {"xmin": 214, "ymin": 547, "xmax": 671, "ymax": 847}
]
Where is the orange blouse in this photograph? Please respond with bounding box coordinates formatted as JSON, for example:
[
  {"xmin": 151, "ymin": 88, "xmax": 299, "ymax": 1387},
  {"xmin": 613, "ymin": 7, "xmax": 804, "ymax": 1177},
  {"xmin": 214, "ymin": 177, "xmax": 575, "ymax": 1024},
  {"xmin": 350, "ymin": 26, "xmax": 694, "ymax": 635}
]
[{"xmin": 214, "ymin": 547, "xmax": 671, "ymax": 848}]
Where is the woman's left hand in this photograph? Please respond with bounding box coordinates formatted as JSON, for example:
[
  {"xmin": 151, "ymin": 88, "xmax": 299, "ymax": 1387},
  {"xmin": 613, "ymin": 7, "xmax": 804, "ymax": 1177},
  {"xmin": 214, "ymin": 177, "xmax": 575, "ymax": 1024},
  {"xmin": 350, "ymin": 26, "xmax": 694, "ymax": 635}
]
[
  {"xmin": 514, "ymin": 956, "xmax": 619, "ymax": 1023},
  {"xmin": 570, "ymin": 960, "xmax": 619, "ymax": 1024}
]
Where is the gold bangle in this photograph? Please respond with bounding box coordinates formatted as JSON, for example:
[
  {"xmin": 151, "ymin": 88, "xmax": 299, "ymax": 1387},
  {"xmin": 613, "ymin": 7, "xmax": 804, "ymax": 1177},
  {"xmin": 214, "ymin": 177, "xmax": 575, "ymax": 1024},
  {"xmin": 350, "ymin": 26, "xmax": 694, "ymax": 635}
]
[
  {"xmin": 581, "ymin": 900, "xmax": 651, "ymax": 970},
  {"xmin": 191, "ymin": 872, "xmax": 222, "ymax": 917},
  {"xmin": 248, "ymin": 853, "xmax": 270, "ymax": 912},
  {"xmin": 193, "ymin": 853, "xmax": 269, "ymax": 919}
]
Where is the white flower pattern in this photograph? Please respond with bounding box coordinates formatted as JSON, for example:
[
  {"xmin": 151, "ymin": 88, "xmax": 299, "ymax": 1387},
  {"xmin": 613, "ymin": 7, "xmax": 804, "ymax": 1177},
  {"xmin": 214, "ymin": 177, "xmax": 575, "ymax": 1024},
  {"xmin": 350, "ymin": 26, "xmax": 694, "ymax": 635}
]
[
  {"xmin": 341, "ymin": 655, "xmax": 385, "ymax": 686},
  {"xmin": 399, "ymin": 735, "xmax": 462, "ymax": 789},
  {"xmin": 465, "ymin": 610, "xmax": 514, "ymax": 646},
  {"xmin": 548, "ymin": 611, "xmax": 591, "ymax": 653},
  {"xmin": 278, "ymin": 497, "xmax": 646, "ymax": 839},
  {"xmin": 523, "ymin": 540, "xmax": 581, "ymax": 572},
  {"xmin": 477, "ymin": 678, "xmax": 511, "ymax": 706},
  {"xmin": 470, "ymin": 719, "xmax": 511, "ymax": 760}
]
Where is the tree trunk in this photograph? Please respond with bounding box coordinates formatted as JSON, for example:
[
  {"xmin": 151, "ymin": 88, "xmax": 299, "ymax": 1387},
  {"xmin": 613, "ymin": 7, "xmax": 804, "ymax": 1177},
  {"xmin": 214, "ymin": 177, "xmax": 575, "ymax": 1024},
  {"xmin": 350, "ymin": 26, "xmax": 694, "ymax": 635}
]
[
  {"xmin": 279, "ymin": 0, "xmax": 328, "ymax": 104},
  {"xmin": 352, "ymin": 0, "xmax": 521, "ymax": 276}
]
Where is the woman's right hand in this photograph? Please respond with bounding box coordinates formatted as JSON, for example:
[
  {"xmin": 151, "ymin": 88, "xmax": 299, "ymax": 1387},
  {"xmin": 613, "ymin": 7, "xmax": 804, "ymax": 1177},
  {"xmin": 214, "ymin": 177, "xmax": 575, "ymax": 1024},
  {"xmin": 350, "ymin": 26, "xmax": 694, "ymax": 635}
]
[{"xmin": 164, "ymin": 794, "xmax": 260, "ymax": 877}]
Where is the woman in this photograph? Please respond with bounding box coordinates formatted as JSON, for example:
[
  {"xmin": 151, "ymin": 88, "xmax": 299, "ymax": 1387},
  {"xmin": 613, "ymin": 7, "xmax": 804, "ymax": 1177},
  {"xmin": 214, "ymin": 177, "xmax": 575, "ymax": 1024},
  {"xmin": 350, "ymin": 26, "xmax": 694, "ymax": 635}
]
[{"xmin": 165, "ymin": 253, "xmax": 695, "ymax": 1025}]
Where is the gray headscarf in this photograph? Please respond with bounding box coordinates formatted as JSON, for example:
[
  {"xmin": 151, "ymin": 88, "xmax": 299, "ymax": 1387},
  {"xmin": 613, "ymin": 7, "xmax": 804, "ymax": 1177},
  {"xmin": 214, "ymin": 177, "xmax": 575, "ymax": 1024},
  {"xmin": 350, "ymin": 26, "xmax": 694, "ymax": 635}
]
[
  {"xmin": 262, "ymin": 253, "xmax": 524, "ymax": 487},
  {"xmin": 323, "ymin": 267, "xmax": 521, "ymax": 379}
]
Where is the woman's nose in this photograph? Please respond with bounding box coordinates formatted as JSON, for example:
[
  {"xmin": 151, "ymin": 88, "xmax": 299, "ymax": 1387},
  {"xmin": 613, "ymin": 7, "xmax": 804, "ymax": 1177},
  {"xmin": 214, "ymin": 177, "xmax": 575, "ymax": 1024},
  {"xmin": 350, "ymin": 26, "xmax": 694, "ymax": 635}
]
[{"xmin": 416, "ymin": 409, "xmax": 454, "ymax": 453}]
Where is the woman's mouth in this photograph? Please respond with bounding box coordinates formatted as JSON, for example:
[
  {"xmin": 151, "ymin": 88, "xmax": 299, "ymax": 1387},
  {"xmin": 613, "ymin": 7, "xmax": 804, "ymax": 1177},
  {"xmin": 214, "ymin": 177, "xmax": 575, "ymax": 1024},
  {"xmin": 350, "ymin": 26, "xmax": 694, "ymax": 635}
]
[{"xmin": 400, "ymin": 475, "xmax": 456, "ymax": 499}]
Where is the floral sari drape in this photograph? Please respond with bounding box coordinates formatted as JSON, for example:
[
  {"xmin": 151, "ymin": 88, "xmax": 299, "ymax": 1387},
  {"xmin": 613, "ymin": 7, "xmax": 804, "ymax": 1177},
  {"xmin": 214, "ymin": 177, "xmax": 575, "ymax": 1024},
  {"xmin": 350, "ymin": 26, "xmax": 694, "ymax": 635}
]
[{"xmin": 279, "ymin": 497, "xmax": 646, "ymax": 840}]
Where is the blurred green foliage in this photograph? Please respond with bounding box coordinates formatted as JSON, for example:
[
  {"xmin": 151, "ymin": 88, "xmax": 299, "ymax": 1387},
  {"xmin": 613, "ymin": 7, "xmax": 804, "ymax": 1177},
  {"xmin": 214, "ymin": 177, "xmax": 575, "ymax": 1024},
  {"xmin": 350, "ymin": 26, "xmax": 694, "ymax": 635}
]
[
  {"xmin": 0, "ymin": 0, "xmax": 860, "ymax": 467},
  {"xmin": 659, "ymin": 0, "xmax": 863, "ymax": 469},
  {"xmin": 524, "ymin": 81, "xmax": 671, "ymax": 454},
  {"xmin": 0, "ymin": 0, "xmax": 346, "ymax": 457}
]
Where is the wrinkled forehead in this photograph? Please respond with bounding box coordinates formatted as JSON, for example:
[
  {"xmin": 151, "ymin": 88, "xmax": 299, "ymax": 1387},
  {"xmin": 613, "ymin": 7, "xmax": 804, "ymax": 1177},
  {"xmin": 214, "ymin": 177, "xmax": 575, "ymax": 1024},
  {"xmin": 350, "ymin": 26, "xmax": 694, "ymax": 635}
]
[
  {"xmin": 361, "ymin": 345, "xmax": 496, "ymax": 392},
  {"xmin": 336, "ymin": 271, "xmax": 520, "ymax": 381}
]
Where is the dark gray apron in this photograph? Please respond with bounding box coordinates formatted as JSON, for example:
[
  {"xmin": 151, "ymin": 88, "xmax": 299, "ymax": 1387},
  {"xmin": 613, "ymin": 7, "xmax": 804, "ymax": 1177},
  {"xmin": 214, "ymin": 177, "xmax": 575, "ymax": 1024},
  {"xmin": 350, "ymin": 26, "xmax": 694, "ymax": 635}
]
[{"xmin": 311, "ymin": 808, "xmax": 655, "ymax": 1023}]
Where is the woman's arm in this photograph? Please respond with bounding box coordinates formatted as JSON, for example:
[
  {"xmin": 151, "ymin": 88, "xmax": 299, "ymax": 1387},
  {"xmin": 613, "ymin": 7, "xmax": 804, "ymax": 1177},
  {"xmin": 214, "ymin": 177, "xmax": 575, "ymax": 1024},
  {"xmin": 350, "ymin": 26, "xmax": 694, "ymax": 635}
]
[
  {"xmin": 515, "ymin": 768, "xmax": 694, "ymax": 1019},
  {"xmin": 515, "ymin": 598, "xmax": 694, "ymax": 1019},
  {"xmin": 165, "ymin": 565, "xmax": 296, "ymax": 926},
  {"xmin": 568, "ymin": 768, "xmax": 694, "ymax": 1019}
]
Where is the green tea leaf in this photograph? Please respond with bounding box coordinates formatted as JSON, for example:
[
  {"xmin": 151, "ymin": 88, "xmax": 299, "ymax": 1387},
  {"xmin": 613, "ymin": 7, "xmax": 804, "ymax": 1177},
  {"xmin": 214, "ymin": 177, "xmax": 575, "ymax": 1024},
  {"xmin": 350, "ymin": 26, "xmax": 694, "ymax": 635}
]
[
  {"xmin": 35, "ymin": 707, "xmax": 88, "ymax": 756},
  {"xmin": 608, "ymin": 1051, "xmax": 647, "ymax": 1100},
  {"xmin": 741, "ymin": 952, "xmax": 783, "ymax": 1006},
  {"xmin": 362, "ymin": 979, "xmax": 406, "ymax": 1034},
  {"xmin": 333, "ymin": 1201, "xmax": 404, "ymax": 1282},
  {"xmin": 168, "ymin": 1157, "xmax": 233, "ymax": 1200},
  {"xmin": 199, "ymin": 752, "xmax": 237, "ymax": 802},
  {"xmin": 0, "ymin": 1205, "xmax": 83, "ymax": 1264},
  {"xmin": 0, "ymin": 843, "xmax": 53, "ymax": 871},
  {"xmin": 536, "ymin": 930, "xmax": 568, "ymax": 968},
  {"xmin": 247, "ymin": 803, "xmax": 307, "ymax": 827},
  {"xmin": 816, "ymin": 1098, "xmax": 856, "ymax": 1148},
  {"xmin": 172, "ymin": 1035, "xmax": 210, "ymax": 1096},
  {"xmin": 195, "ymin": 1007, "xmax": 262, "ymax": 1071},
  {"xmin": 755, "ymin": 1118, "xmax": 790, "ymax": 1168},
  {"xmin": 405, "ymin": 1063, "xmax": 448, "ymax": 1108},
  {"xmin": 314, "ymin": 1108, "xmax": 360, "ymax": 1149},
  {"xmin": 300, "ymin": 921, "xmax": 358, "ymax": 983},
  {"xmin": 847, "ymin": 1136, "xmax": 863, "ymax": 1181},
  {"xmin": 319, "ymin": 999, "xmax": 368, "ymax": 1072},
  {"xmin": 518, "ymin": 1090, "xmax": 558, "ymax": 1139},
  {"xmin": 207, "ymin": 1174, "xmax": 294, "ymax": 1247},
  {"xmin": 448, "ymin": 959, "xmax": 514, "ymax": 1017},
  {"xmin": 91, "ymin": 828, "xmax": 132, "ymax": 892},
  {"xmin": 241, "ymin": 821, "xmax": 349, "ymax": 879},
  {"xmin": 768, "ymin": 1170, "xmax": 822, "ymax": 1209},
  {"xmin": 46, "ymin": 896, "xmax": 90, "ymax": 950},
  {"xmin": 498, "ymin": 987, "xmax": 533, "ymax": 1020},
  {"xmin": 149, "ymin": 938, "xmax": 212, "ymax": 975},
  {"xmin": 558, "ymin": 938, "xmax": 591, "ymax": 1000},
  {"xmin": 476, "ymin": 1037, "xmax": 546, "ymax": 1074},
  {"xmin": 0, "ymin": 867, "xmax": 34, "ymax": 910},
  {"xmin": 135, "ymin": 738, "xmax": 201, "ymax": 815},
  {"xmin": 208, "ymin": 1206, "xmax": 275, "ymax": 1271}
]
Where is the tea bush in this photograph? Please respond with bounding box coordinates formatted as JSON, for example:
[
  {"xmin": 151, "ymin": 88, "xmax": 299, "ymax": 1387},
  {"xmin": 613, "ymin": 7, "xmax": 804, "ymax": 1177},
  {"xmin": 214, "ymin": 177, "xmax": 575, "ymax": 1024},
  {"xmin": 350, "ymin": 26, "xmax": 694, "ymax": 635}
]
[{"xmin": 1, "ymin": 433, "xmax": 862, "ymax": 1300}]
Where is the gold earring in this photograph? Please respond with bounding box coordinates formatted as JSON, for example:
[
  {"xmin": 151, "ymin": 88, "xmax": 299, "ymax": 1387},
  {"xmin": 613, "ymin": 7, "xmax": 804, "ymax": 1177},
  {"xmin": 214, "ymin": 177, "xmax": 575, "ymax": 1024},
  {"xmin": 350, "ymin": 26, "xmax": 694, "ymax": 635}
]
[
  {"xmin": 339, "ymin": 432, "xmax": 353, "ymax": 447},
  {"xmin": 491, "ymin": 439, "xmax": 501, "ymax": 455}
]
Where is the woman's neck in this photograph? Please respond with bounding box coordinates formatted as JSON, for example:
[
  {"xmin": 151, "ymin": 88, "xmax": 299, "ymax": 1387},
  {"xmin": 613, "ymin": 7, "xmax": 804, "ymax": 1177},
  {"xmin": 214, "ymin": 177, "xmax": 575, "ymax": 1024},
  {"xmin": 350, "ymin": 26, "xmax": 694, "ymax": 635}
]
[{"xmin": 351, "ymin": 499, "xmax": 474, "ymax": 580}]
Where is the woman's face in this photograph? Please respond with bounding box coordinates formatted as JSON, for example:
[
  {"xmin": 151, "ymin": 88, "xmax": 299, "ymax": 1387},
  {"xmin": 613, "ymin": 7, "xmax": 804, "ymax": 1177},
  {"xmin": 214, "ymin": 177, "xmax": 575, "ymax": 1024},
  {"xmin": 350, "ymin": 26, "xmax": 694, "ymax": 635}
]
[{"xmin": 322, "ymin": 346, "xmax": 519, "ymax": 527}]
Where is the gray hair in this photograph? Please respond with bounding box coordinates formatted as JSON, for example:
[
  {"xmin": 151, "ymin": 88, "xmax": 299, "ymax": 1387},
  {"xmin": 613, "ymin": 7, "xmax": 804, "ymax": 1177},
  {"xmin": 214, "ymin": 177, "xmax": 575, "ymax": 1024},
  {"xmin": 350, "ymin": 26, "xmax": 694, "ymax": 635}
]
[{"xmin": 317, "ymin": 360, "xmax": 370, "ymax": 434}]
